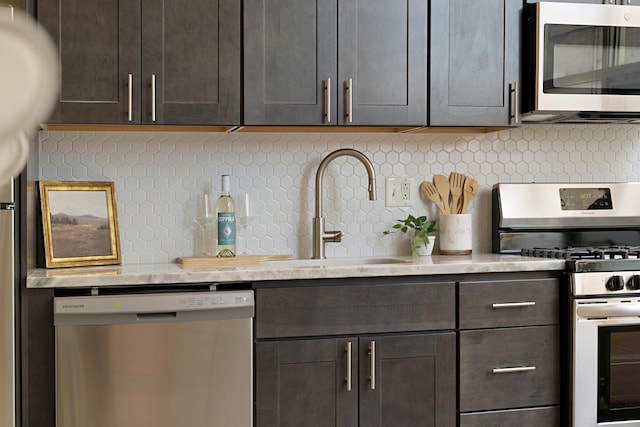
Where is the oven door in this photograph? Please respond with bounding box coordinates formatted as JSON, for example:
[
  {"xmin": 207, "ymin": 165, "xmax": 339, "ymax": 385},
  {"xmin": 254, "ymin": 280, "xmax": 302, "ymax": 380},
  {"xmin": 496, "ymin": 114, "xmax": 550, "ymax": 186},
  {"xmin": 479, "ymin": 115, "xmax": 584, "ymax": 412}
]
[
  {"xmin": 574, "ymin": 298, "xmax": 640, "ymax": 427},
  {"xmin": 534, "ymin": 2, "xmax": 640, "ymax": 113}
]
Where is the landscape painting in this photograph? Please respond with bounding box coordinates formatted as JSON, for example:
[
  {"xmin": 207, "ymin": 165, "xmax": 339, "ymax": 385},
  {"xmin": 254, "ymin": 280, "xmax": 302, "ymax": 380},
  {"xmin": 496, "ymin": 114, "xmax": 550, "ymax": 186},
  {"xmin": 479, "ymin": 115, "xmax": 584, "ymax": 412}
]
[{"xmin": 40, "ymin": 181, "xmax": 121, "ymax": 268}]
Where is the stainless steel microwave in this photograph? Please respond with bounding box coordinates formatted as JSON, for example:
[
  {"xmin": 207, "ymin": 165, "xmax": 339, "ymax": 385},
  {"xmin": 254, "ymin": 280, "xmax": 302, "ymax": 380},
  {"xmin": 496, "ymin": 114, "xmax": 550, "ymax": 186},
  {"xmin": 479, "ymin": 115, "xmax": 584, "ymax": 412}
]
[{"xmin": 522, "ymin": 1, "xmax": 640, "ymax": 123}]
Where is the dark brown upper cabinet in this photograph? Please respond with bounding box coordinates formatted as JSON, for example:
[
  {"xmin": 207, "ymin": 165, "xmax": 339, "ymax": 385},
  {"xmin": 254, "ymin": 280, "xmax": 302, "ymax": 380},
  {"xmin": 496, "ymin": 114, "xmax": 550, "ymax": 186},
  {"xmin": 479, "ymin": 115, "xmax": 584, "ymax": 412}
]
[
  {"xmin": 244, "ymin": 0, "xmax": 428, "ymax": 127},
  {"xmin": 38, "ymin": 0, "xmax": 240, "ymax": 125},
  {"xmin": 430, "ymin": 0, "xmax": 521, "ymax": 127}
]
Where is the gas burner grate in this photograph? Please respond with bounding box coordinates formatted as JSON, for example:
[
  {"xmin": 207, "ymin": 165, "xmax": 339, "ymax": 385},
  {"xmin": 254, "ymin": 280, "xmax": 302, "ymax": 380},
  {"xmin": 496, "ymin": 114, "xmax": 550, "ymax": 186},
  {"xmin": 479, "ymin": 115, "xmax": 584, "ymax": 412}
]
[{"xmin": 521, "ymin": 246, "xmax": 640, "ymax": 260}]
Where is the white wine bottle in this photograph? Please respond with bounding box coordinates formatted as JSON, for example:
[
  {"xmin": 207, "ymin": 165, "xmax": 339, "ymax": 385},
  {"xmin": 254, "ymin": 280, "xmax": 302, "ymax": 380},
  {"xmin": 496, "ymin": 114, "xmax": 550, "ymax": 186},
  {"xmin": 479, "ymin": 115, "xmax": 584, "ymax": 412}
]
[{"xmin": 215, "ymin": 174, "xmax": 236, "ymax": 257}]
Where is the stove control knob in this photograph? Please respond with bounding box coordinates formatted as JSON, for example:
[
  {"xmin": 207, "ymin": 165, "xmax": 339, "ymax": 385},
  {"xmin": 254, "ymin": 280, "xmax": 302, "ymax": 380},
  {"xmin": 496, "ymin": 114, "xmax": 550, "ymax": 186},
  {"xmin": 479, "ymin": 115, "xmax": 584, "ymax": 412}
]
[
  {"xmin": 606, "ymin": 275, "xmax": 625, "ymax": 291},
  {"xmin": 627, "ymin": 275, "xmax": 640, "ymax": 290}
]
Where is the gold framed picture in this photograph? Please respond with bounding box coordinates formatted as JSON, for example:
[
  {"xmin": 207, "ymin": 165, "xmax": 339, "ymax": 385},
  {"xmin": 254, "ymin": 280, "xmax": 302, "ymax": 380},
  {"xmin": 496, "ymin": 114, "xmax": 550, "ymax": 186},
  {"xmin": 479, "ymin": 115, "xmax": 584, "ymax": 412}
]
[{"xmin": 39, "ymin": 181, "xmax": 121, "ymax": 268}]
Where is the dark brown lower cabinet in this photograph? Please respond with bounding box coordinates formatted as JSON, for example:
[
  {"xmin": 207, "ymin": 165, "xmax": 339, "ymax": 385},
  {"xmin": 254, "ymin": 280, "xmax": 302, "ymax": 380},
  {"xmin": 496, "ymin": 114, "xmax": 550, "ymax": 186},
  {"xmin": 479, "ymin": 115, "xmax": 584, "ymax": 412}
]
[
  {"xmin": 459, "ymin": 406, "xmax": 560, "ymax": 427},
  {"xmin": 459, "ymin": 326, "xmax": 560, "ymax": 411},
  {"xmin": 255, "ymin": 338, "xmax": 357, "ymax": 427},
  {"xmin": 255, "ymin": 332, "xmax": 456, "ymax": 427},
  {"xmin": 458, "ymin": 277, "xmax": 561, "ymax": 427}
]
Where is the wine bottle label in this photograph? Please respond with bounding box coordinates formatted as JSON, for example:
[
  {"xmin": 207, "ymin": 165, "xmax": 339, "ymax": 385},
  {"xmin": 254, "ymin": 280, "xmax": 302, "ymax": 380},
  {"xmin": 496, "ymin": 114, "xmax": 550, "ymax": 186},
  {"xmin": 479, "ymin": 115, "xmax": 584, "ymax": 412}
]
[{"xmin": 217, "ymin": 212, "xmax": 236, "ymax": 245}]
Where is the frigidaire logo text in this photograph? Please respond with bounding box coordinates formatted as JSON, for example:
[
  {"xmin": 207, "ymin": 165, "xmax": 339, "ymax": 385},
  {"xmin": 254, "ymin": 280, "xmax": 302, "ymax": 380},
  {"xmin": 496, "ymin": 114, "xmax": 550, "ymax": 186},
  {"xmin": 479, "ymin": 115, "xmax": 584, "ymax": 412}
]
[{"xmin": 62, "ymin": 304, "xmax": 85, "ymax": 309}]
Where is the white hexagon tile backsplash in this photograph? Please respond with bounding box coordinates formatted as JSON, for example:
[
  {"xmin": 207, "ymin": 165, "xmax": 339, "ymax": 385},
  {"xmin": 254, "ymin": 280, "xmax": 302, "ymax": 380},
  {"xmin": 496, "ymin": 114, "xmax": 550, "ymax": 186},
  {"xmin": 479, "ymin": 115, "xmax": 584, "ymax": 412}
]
[{"xmin": 39, "ymin": 124, "xmax": 640, "ymax": 264}]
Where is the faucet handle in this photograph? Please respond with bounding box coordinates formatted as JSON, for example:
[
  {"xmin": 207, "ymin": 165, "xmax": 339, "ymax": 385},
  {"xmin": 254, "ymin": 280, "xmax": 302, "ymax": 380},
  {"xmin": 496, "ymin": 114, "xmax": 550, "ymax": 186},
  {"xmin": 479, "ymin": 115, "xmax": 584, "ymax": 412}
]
[{"xmin": 324, "ymin": 230, "xmax": 343, "ymax": 243}]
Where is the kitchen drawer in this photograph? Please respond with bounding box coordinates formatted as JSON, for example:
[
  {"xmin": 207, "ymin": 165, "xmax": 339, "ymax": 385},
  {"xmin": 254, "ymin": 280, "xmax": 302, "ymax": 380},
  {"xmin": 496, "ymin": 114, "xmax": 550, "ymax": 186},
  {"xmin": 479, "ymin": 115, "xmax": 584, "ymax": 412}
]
[
  {"xmin": 458, "ymin": 278, "xmax": 559, "ymax": 329},
  {"xmin": 459, "ymin": 326, "xmax": 560, "ymax": 412},
  {"xmin": 460, "ymin": 406, "xmax": 560, "ymax": 427},
  {"xmin": 256, "ymin": 280, "xmax": 455, "ymax": 338}
]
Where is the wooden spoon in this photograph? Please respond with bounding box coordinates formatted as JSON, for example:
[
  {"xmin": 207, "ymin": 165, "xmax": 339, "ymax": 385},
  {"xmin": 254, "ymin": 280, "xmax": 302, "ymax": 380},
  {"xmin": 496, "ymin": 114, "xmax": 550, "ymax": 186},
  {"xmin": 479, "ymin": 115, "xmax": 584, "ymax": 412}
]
[
  {"xmin": 433, "ymin": 174, "xmax": 451, "ymax": 214},
  {"xmin": 460, "ymin": 177, "xmax": 478, "ymax": 214},
  {"xmin": 420, "ymin": 181, "xmax": 447, "ymax": 215},
  {"xmin": 449, "ymin": 172, "xmax": 465, "ymax": 214}
]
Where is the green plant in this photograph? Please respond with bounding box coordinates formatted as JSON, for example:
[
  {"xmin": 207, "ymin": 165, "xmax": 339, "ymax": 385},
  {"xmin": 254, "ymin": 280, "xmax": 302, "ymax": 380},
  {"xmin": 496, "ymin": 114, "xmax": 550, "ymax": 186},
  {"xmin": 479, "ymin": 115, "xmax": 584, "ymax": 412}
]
[{"xmin": 383, "ymin": 214, "xmax": 438, "ymax": 256}]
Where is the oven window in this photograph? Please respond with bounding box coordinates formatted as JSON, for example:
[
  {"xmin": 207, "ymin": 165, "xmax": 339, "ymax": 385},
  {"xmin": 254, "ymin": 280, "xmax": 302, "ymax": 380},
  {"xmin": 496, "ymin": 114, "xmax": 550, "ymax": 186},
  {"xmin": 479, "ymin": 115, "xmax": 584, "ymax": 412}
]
[
  {"xmin": 598, "ymin": 326, "xmax": 640, "ymax": 422},
  {"xmin": 544, "ymin": 24, "xmax": 640, "ymax": 94}
]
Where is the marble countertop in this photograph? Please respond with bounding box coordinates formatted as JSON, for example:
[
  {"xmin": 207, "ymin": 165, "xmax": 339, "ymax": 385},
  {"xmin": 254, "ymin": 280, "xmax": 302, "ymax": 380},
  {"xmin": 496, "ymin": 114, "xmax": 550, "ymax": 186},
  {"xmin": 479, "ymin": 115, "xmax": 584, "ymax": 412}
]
[{"xmin": 26, "ymin": 254, "xmax": 567, "ymax": 289}]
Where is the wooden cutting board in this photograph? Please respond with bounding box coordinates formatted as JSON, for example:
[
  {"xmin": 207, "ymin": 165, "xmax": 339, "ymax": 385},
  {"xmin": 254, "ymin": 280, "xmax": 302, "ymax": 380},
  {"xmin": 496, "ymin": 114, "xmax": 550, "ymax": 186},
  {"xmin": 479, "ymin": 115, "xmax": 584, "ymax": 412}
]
[{"xmin": 176, "ymin": 254, "xmax": 293, "ymax": 267}]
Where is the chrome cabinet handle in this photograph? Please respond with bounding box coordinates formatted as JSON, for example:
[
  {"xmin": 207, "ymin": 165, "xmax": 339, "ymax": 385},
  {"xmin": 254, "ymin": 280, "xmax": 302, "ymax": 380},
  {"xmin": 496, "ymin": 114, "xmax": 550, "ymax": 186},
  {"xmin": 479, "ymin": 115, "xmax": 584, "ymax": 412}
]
[
  {"xmin": 325, "ymin": 78, "xmax": 331, "ymax": 123},
  {"xmin": 509, "ymin": 81, "xmax": 518, "ymax": 124},
  {"xmin": 127, "ymin": 74, "xmax": 133, "ymax": 122},
  {"xmin": 151, "ymin": 74, "xmax": 157, "ymax": 122},
  {"xmin": 346, "ymin": 78, "xmax": 353, "ymax": 123},
  {"xmin": 345, "ymin": 341, "xmax": 352, "ymax": 391},
  {"xmin": 369, "ymin": 340, "xmax": 376, "ymax": 390},
  {"xmin": 492, "ymin": 366, "xmax": 537, "ymax": 374},
  {"xmin": 492, "ymin": 301, "xmax": 536, "ymax": 309}
]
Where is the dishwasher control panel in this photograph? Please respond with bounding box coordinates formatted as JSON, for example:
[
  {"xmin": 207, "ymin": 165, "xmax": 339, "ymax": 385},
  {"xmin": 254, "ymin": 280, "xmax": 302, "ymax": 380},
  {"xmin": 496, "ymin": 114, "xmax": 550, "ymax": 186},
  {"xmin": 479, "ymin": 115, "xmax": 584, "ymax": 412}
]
[
  {"xmin": 56, "ymin": 290, "xmax": 254, "ymax": 314},
  {"xmin": 54, "ymin": 290, "xmax": 254, "ymax": 326},
  {"xmin": 181, "ymin": 292, "xmax": 253, "ymax": 309}
]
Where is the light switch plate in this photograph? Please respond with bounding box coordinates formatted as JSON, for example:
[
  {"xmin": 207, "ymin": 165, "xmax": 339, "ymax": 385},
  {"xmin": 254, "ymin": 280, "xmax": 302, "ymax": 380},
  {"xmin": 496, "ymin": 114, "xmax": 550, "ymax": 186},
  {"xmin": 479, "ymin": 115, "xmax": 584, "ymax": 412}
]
[{"xmin": 386, "ymin": 177, "xmax": 414, "ymax": 207}]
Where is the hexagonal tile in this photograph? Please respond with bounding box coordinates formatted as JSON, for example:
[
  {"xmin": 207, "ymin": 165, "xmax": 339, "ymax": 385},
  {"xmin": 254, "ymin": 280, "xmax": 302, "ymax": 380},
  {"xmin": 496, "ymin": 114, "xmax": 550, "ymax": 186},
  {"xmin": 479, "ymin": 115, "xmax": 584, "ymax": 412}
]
[{"xmin": 36, "ymin": 123, "xmax": 640, "ymax": 262}]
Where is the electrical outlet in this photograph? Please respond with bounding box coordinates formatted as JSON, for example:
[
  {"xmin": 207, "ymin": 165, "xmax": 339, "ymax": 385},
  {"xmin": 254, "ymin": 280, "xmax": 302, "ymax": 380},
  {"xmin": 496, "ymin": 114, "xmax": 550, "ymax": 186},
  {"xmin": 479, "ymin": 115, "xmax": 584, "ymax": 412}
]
[{"xmin": 385, "ymin": 177, "xmax": 414, "ymax": 207}]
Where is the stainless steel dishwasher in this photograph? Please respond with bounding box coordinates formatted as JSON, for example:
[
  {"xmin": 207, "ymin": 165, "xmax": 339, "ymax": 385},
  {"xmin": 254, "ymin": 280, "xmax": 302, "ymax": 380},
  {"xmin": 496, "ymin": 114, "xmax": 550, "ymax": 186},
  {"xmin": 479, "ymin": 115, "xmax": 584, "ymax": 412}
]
[{"xmin": 54, "ymin": 287, "xmax": 254, "ymax": 427}]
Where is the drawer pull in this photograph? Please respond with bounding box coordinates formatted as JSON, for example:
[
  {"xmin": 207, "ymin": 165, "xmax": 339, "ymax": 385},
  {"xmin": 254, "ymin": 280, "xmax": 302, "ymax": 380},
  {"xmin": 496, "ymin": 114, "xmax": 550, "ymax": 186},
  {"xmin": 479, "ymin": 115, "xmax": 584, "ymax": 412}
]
[
  {"xmin": 369, "ymin": 340, "xmax": 376, "ymax": 390},
  {"xmin": 345, "ymin": 341, "xmax": 352, "ymax": 392},
  {"xmin": 492, "ymin": 301, "xmax": 536, "ymax": 309},
  {"xmin": 492, "ymin": 366, "xmax": 537, "ymax": 374}
]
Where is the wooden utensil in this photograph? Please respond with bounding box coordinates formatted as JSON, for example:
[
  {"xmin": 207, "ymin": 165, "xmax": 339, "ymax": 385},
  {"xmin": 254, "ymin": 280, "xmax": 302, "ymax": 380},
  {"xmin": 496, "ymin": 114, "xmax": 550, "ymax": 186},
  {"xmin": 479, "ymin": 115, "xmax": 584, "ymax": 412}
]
[
  {"xmin": 449, "ymin": 172, "xmax": 465, "ymax": 214},
  {"xmin": 420, "ymin": 181, "xmax": 447, "ymax": 214},
  {"xmin": 433, "ymin": 174, "xmax": 451, "ymax": 214},
  {"xmin": 460, "ymin": 177, "xmax": 478, "ymax": 214}
]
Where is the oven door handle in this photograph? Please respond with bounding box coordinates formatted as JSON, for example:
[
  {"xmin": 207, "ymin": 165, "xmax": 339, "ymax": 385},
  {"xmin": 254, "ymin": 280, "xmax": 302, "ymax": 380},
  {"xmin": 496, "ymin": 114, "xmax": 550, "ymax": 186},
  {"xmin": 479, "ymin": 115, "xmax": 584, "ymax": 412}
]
[{"xmin": 577, "ymin": 304, "xmax": 640, "ymax": 319}]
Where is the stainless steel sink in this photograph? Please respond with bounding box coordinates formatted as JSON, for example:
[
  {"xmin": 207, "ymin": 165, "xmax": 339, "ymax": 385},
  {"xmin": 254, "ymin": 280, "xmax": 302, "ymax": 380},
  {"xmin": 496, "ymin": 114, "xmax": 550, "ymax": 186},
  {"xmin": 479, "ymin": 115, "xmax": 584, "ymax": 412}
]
[{"xmin": 265, "ymin": 257, "xmax": 412, "ymax": 268}]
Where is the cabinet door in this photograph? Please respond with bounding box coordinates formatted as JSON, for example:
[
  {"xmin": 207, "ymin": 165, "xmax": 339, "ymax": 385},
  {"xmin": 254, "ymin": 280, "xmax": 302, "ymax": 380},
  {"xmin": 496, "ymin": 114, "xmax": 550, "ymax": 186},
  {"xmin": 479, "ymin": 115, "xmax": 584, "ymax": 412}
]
[
  {"xmin": 142, "ymin": 0, "xmax": 240, "ymax": 125},
  {"xmin": 255, "ymin": 338, "xmax": 358, "ymax": 427},
  {"xmin": 244, "ymin": 0, "xmax": 338, "ymax": 125},
  {"xmin": 338, "ymin": 0, "xmax": 428, "ymax": 126},
  {"xmin": 359, "ymin": 333, "xmax": 456, "ymax": 427},
  {"xmin": 430, "ymin": 0, "xmax": 521, "ymax": 126},
  {"xmin": 39, "ymin": 0, "xmax": 141, "ymax": 124}
]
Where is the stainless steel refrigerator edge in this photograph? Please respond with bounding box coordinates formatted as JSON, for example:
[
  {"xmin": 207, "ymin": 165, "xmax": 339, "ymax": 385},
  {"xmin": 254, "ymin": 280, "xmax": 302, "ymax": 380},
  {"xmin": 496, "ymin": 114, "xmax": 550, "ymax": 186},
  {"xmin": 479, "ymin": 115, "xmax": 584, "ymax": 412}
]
[
  {"xmin": 0, "ymin": 179, "xmax": 16, "ymax": 427},
  {"xmin": 1, "ymin": 2, "xmax": 21, "ymax": 423}
]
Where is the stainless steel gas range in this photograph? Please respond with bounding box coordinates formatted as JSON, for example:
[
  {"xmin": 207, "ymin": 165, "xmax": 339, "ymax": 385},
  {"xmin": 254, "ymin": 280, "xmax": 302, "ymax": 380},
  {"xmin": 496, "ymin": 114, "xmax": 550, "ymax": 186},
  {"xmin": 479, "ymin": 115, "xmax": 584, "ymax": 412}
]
[{"xmin": 494, "ymin": 182, "xmax": 640, "ymax": 427}]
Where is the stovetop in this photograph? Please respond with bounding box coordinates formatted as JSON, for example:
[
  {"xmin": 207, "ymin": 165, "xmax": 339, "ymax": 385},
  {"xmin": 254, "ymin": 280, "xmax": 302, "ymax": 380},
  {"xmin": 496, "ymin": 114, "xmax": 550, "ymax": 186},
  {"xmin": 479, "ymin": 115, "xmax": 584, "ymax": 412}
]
[
  {"xmin": 521, "ymin": 246, "xmax": 640, "ymax": 273},
  {"xmin": 521, "ymin": 246, "xmax": 640, "ymax": 260},
  {"xmin": 493, "ymin": 183, "xmax": 640, "ymax": 295},
  {"xmin": 522, "ymin": 245, "xmax": 640, "ymax": 296},
  {"xmin": 523, "ymin": 246, "xmax": 640, "ymax": 295}
]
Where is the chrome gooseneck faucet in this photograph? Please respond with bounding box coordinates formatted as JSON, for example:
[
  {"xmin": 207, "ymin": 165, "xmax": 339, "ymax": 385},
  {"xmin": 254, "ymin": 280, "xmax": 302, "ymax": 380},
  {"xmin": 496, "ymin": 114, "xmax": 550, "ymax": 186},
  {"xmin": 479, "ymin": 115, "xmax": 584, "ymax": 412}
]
[{"xmin": 312, "ymin": 149, "xmax": 377, "ymax": 259}]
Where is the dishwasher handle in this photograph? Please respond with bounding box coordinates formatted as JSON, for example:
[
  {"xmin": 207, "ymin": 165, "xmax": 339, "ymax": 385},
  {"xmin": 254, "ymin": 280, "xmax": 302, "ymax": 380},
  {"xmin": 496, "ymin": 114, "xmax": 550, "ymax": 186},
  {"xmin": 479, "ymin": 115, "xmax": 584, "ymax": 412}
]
[
  {"xmin": 136, "ymin": 312, "xmax": 178, "ymax": 321},
  {"xmin": 54, "ymin": 290, "xmax": 254, "ymax": 326}
]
